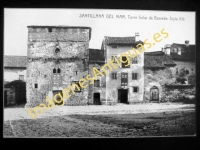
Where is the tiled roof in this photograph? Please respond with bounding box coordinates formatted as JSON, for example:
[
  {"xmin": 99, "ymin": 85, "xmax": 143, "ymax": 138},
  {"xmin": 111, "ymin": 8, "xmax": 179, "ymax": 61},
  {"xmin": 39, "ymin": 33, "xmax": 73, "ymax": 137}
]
[
  {"xmin": 105, "ymin": 36, "xmax": 143, "ymax": 45},
  {"xmin": 89, "ymin": 49, "xmax": 105, "ymax": 63},
  {"xmin": 4, "ymin": 55, "xmax": 27, "ymax": 68},
  {"xmin": 144, "ymin": 51, "xmax": 176, "ymax": 68}
]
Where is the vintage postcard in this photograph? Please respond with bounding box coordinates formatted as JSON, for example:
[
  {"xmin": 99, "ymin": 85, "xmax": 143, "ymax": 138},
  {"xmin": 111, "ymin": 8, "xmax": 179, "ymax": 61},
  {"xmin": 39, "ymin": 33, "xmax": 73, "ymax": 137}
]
[{"xmin": 4, "ymin": 8, "xmax": 196, "ymax": 137}]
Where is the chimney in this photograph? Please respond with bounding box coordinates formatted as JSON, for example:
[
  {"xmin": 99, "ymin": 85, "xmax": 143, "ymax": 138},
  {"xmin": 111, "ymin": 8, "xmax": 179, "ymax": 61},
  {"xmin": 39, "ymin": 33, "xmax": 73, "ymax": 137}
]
[
  {"xmin": 161, "ymin": 47, "xmax": 164, "ymax": 52},
  {"xmin": 135, "ymin": 33, "xmax": 139, "ymax": 41},
  {"xmin": 164, "ymin": 44, "xmax": 171, "ymax": 55},
  {"xmin": 185, "ymin": 40, "xmax": 189, "ymax": 46}
]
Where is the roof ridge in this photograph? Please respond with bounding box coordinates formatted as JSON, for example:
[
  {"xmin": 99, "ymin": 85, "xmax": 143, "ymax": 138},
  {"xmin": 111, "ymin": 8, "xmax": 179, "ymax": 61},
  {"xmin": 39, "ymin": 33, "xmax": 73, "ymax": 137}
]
[{"xmin": 5, "ymin": 55, "xmax": 27, "ymax": 57}]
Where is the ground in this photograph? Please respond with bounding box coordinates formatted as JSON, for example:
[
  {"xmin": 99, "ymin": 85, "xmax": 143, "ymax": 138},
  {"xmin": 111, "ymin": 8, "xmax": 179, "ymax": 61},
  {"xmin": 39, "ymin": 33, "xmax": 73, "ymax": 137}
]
[{"xmin": 4, "ymin": 103, "xmax": 196, "ymax": 137}]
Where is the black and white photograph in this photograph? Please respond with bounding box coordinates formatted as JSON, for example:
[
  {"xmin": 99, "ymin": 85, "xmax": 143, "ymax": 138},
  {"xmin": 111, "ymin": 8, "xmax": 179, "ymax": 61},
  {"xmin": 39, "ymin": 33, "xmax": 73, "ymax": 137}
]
[{"xmin": 3, "ymin": 8, "xmax": 196, "ymax": 138}]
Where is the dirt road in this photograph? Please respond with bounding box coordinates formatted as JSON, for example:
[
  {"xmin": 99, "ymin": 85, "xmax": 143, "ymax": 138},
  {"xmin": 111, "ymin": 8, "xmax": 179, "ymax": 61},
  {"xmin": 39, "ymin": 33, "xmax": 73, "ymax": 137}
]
[{"xmin": 4, "ymin": 103, "xmax": 196, "ymax": 137}]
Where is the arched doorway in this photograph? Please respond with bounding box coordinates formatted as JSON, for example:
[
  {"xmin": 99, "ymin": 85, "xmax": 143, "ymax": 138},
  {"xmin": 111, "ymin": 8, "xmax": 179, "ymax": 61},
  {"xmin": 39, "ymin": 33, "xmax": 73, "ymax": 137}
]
[{"xmin": 150, "ymin": 86, "xmax": 159, "ymax": 101}]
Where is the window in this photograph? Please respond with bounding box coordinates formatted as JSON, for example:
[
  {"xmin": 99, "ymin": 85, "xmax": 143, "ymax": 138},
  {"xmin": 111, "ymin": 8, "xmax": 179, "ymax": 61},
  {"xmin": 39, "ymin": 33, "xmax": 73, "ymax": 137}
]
[
  {"xmin": 19, "ymin": 75, "xmax": 24, "ymax": 81},
  {"xmin": 132, "ymin": 73, "xmax": 138, "ymax": 80},
  {"xmin": 55, "ymin": 48, "xmax": 60, "ymax": 54},
  {"xmin": 57, "ymin": 68, "xmax": 61, "ymax": 73},
  {"xmin": 111, "ymin": 55, "xmax": 118, "ymax": 63},
  {"xmin": 132, "ymin": 57, "xmax": 137, "ymax": 64},
  {"xmin": 75, "ymin": 71, "xmax": 77, "ymax": 75},
  {"xmin": 53, "ymin": 68, "xmax": 61, "ymax": 74},
  {"xmin": 133, "ymin": 86, "xmax": 139, "ymax": 92},
  {"xmin": 96, "ymin": 69, "xmax": 102, "ymax": 76},
  {"xmin": 186, "ymin": 70, "xmax": 189, "ymax": 74},
  {"xmin": 53, "ymin": 68, "xmax": 56, "ymax": 73},
  {"xmin": 122, "ymin": 56, "xmax": 130, "ymax": 68},
  {"xmin": 48, "ymin": 28, "xmax": 52, "ymax": 32},
  {"xmin": 35, "ymin": 83, "xmax": 38, "ymax": 88},
  {"xmin": 72, "ymin": 81, "xmax": 82, "ymax": 92},
  {"xmin": 112, "ymin": 46, "xmax": 117, "ymax": 48},
  {"xmin": 112, "ymin": 73, "xmax": 117, "ymax": 79},
  {"xmin": 121, "ymin": 73, "xmax": 128, "ymax": 86},
  {"xmin": 75, "ymin": 83, "xmax": 81, "ymax": 91},
  {"xmin": 94, "ymin": 79, "xmax": 100, "ymax": 87}
]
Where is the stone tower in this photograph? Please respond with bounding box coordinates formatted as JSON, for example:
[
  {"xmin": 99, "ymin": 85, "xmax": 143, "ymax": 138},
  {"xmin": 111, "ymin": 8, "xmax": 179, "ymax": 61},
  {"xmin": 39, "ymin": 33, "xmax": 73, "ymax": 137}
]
[{"xmin": 26, "ymin": 26, "xmax": 91, "ymax": 107}]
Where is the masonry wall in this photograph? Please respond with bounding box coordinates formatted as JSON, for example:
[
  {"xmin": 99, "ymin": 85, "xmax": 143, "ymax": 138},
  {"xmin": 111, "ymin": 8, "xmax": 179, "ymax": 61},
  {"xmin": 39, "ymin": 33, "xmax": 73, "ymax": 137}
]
[
  {"xmin": 170, "ymin": 60, "xmax": 195, "ymax": 76},
  {"xmin": 26, "ymin": 26, "xmax": 91, "ymax": 107},
  {"xmin": 105, "ymin": 45, "xmax": 144, "ymax": 103},
  {"xmin": 88, "ymin": 63, "xmax": 106, "ymax": 105}
]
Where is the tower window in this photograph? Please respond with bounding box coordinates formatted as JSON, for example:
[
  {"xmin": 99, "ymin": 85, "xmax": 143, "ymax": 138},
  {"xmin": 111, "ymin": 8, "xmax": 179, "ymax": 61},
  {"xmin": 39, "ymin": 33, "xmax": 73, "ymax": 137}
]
[
  {"xmin": 57, "ymin": 68, "xmax": 61, "ymax": 73},
  {"xmin": 55, "ymin": 48, "xmax": 60, "ymax": 53},
  {"xmin": 48, "ymin": 28, "xmax": 52, "ymax": 32},
  {"xmin": 35, "ymin": 84, "xmax": 38, "ymax": 88},
  {"xmin": 133, "ymin": 86, "xmax": 139, "ymax": 92},
  {"xmin": 53, "ymin": 68, "xmax": 56, "ymax": 73}
]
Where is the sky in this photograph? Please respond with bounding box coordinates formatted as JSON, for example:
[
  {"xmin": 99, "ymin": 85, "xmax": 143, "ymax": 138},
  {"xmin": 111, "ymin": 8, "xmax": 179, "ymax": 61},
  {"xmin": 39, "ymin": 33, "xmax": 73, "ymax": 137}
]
[{"xmin": 4, "ymin": 8, "xmax": 195, "ymax": 56}]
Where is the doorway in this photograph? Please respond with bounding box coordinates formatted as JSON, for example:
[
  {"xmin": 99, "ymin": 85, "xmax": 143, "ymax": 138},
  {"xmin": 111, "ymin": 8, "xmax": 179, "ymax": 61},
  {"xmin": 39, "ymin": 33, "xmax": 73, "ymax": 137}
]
[
  {"xmin": 93, "ymin": 93, "xmax": 101, "ymax": 105},
  {"xmin": 150, "ymin": 86, "xmax": 159, "ymax": 101},
  {"xmin": 118, "ymin": 89, "xmax": 128, "ymax": 103},
  {"xmin": 53, "ymin": 90, "xmax": 63, "ymax": 105}
]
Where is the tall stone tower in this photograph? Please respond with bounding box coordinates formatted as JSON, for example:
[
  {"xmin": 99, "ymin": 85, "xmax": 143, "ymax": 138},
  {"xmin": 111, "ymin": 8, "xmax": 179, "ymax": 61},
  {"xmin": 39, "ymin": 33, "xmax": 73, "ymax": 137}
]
[{"xmin": 26, "ymin": 26, "xmax": 91, "ymax": 107}]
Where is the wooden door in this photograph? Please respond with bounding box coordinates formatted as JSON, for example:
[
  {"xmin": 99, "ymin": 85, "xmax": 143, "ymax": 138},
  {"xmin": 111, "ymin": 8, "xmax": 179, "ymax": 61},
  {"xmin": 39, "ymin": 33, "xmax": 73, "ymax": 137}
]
[
  {"xmin": 53, "ymin": 90, "xmax": 63, "ymax": 105},
  {"xmin": 150, "ymin": 87, "xmax": 159, "ymax": 101},
  {"xmin": 93, "ymin": 93, "xmax": 100, "ymax": 105}
]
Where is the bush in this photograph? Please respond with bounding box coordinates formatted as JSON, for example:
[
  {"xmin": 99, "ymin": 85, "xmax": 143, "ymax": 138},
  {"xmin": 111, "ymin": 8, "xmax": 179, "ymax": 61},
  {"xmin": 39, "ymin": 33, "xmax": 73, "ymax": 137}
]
[{"xmin": 176, "ymin": 77, "xmax": 187, "ymax": 84}]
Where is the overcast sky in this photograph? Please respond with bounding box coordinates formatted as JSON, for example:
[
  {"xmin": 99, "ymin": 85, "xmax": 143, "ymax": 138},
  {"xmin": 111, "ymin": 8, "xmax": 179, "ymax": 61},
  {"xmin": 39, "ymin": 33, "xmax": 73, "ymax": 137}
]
[{"xmin": 4, "ymin": 9, "xmax": 195, "ymax": 56}]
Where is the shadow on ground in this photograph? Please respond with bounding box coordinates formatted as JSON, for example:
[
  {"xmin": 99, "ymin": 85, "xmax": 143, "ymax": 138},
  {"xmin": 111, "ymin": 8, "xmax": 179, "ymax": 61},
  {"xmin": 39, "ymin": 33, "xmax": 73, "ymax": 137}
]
[{"xmin": 4, "ymin": 103, "xmax": 25, "ymax": 109}]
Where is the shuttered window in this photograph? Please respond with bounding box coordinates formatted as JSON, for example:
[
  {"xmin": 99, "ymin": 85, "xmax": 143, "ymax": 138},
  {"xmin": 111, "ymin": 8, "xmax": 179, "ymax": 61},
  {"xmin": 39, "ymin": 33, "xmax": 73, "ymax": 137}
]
[
  {"xmin": 112, "ymin": 73, "xmax": 117, "ymax": 79},
  {"xmin": 121, "ymin": 73, "xmax": 128, "ymax": 86},
  {"xmin": 111, "ymin": 55, "xmax": 117, "ymax": 63},
  {"xmin": 132, "ymin": 73, "xmax": 138, "ymax": 80}
]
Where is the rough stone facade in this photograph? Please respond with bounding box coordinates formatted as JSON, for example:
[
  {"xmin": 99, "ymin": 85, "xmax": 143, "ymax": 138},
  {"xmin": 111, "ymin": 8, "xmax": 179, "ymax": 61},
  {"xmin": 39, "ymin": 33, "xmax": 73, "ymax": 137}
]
[
  {"xmin": 26, "ymin": 26, "xmax": 91, "ymax": 107},
  {"xmin": 88, "ymin": 63, "xmax": 107, "ymax": 105}
]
